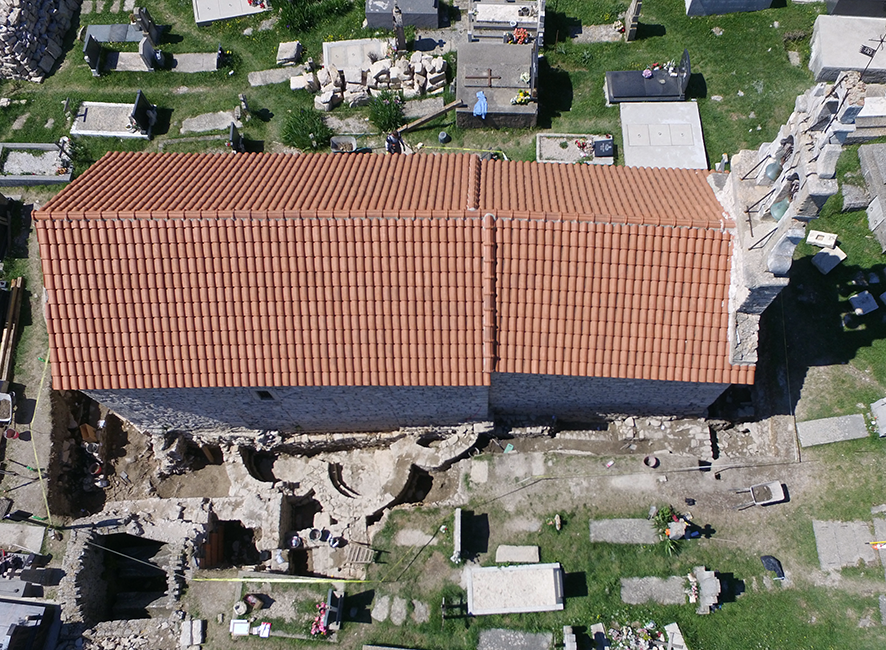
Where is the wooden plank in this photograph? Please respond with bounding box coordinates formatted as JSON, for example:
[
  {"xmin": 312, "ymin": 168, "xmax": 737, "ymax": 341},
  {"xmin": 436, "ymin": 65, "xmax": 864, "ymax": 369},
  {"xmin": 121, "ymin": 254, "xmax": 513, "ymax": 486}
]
[
  {"xmin": 0, "ymin": 277, "xmax": 24, "ymax": 385},
  {"xmin": 400, "ymin": 100, "xmax": 464, "ymax": 134}
]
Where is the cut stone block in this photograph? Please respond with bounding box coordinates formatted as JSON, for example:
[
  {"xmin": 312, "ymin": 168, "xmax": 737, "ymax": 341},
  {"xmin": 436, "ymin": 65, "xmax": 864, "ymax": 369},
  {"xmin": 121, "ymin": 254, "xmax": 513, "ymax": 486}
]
[
  {"xmin": 620, "ymin": 576, "xmax": 687, "ymax": 605},
  {"xmin": 494, "ymin": 545, "xmax": 540, "ymax": 563},
  {"xmin": 811, "ymin": 245, "xmax": 847, "ymax": 274},
  {"xmin": 796, "ymin": 413, "xmax": 868, "ymax": 447},
  {"xmin": 276, "ymin": 41, "xmax": 303, "ymax": 65},
  {"xmin": 842, "ymin": 184, "xmax": 871, "ymax": 212},
  {"xmin": 478, "ymin": 629, "xmax": 553, "ymax": 650},
  {"xmin": 855, "ymin": 97, "xmax": 886, "ymax": 128},
  {"xmin": 806, "ymin": 230, "xmax": 837, "ymax": 248},
  {"xmin": 810, "ymin": 15, "xmax": 886, "ymax": 82},
  {"xmin": 850, "ymin": 290, "xmax": 879, "ymax": 315}
]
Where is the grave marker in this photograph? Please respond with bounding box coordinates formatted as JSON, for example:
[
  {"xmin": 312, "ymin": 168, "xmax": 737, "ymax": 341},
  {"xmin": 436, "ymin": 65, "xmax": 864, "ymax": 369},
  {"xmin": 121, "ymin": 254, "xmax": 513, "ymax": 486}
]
[
  {"xmin": 83, "ymin": 34, "xmax": 102, "ymax": 77},
  {"xmin": 228, "ymin": 122, "xmax": 244, "ymax": 153},
  {"xmin": 129, "ymin": 90, "xmax": 157, "ymax": 137},
  {"xmin": 138, "ymin": 36, "xmax": 163, "ymax": 70},
  {"xmin": 132, "ymin": 6, "xmax": 162, "ymax": 46},
  {"xmin": 625, "ymin": 0, "xmax": 641, "ymax": 42}
]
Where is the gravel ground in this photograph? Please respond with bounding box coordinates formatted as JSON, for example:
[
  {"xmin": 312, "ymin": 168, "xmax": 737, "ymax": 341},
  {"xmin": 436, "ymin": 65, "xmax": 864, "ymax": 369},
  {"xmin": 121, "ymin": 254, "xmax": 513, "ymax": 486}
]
[{"xmin": 3, "ymin": 150, "xmax": 62, "ymax": 175}]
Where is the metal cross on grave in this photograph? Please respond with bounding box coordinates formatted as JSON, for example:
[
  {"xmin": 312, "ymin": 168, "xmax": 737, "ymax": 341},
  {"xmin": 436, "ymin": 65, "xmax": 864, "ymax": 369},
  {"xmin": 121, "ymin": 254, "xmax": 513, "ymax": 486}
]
[{"xmin": 465, "ymin": 68, "xmax": 501, "ymax": 87}]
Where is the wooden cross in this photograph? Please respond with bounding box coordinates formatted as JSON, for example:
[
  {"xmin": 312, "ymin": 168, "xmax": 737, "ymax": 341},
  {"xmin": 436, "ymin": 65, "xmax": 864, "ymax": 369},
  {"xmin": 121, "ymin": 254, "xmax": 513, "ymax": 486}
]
[{"xmin": 465, "ymin": 68, "xmax": 501, "ymax": 87}]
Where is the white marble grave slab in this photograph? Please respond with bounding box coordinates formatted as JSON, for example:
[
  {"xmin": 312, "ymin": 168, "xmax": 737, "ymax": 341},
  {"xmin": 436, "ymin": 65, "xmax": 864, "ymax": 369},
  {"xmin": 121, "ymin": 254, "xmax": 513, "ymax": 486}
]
[
  {"xmin": 620, "ymin": 102, "xmax": 707, "ymax": 169},
  {"xmin": 807, "ymin": 230, "xmax": 837, "ymax": 248},
  {"xmin": 811, "ymin": 245, "xmax": 846, "ymax": 274}
]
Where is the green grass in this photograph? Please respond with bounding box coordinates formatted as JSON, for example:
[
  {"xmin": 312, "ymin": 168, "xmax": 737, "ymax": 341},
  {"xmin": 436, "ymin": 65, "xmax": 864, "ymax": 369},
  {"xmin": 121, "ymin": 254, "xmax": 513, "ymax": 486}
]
[
  {"xmin": 360, "ymin": 504, "xmax": 886, "ymax": 650},
  {"xmin": 0, "ymin": 0, "xmax": 825, "ymax": 164}
]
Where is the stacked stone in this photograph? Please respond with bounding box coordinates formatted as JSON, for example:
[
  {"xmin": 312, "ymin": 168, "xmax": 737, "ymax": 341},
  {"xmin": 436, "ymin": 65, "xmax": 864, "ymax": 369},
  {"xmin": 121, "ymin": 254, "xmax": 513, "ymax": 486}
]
[
  {"xmin": 0, "ymin": 0, "xmax": 79, "ymax": 82},
  {"xmin": 72, "ymin": 618, "xmax": 180, "ymax": 650},
  {"xmin": 56, "ymin": 529, "xmax": 109, "ymax": 624},
  {"xmin": 295, "ymin": 52, "xmax": 448, "ymax": 111}
]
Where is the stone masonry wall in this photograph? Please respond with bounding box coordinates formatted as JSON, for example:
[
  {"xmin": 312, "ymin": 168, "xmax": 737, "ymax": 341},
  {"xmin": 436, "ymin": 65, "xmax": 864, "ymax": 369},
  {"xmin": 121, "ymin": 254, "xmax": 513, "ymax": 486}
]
[
  {"xmin": 0, "ymin": 0, "xmax": 79, "ymax": 82},
  {"xmin": 86, "ymin": 385, "xmax": 490, "ymax": 433},
  {"xmin": 489, "ymin": 372, "xmax": 729, "ymax": 418}
]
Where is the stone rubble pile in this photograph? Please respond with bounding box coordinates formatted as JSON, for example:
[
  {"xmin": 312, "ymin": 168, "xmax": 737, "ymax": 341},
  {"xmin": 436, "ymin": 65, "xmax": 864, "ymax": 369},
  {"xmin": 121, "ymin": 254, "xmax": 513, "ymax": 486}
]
[
  {"xmin": 69, "ymin": 618, "xmax": 182, "ymax": 650},
  {"xmin": 291, "ymin": 51, "xmax": 449, "ymax": 111},
  {"xmin": 0, "ymin": 0, "xmax": 79, "ymax": 82}
]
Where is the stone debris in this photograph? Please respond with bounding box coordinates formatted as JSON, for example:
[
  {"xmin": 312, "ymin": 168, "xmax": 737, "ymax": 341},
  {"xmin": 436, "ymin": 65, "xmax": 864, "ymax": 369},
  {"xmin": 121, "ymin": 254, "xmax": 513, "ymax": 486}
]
[
  {"xmin": 389, "ymin": 596, "xmax": 408, "ymax": 625},
  {"xmin": 411, "ymin": 599, "xmax": 430, "ymax": 623},
  {"xmin": 0, "ymin": 0, "xmax": 78, "ymax": 82},
  {"xmin": 296, "ymin": 50, "xmax": 448, "ymax": 112},
  {"xmin": 371, "ymin": 594, "xmax": 391, "ymax": 622}
]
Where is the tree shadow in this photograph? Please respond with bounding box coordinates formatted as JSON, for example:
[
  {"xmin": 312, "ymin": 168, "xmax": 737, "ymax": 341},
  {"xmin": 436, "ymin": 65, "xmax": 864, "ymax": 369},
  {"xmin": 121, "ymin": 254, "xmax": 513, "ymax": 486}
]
[
  {"xmin": 717, "ymin": 572, "xmax": 745, "ymax": 604},
  {"xmin": 685, "ymin": 72, "xmax": 707, "ymax": 99},
  {"xmin": 537, "ymin": 60, "xmax": 573, "ymax": 128},
  {"xmin": 563, "ymin": 571, "xmax": 588, "ymax": 598},
  {"xmin": 636, "ymin": 23, "xmax": 666, "ymax": 39},
  {"xmin": 345, "ymin": 589, "xmax": 375, "ymax": 624},
  {"xmin": 756, "ymin": 256, "xmax": 886, "ymax": 418},
  {"xmin": 544, "ymin": 11, "xmax": 582, "ymax": 44},
  {"xmin": 462, "ymin": 511, "xmax": 489, "ymax": 557},
  {"xmin": 244, "ymin": 139, "xmax": 265, "ymax": 153},
  {"xmin": 151, "ymin": 107, "xmax": 174, "ymax": 137}
]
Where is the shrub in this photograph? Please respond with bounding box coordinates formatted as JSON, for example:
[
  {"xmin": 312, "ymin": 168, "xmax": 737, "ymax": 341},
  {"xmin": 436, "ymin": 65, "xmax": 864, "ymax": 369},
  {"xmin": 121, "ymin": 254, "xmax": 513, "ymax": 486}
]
[
  {"xmin": 280, "ymin": 109, "xmax": 333, "ymax": 150},
  {"xmin": 369, "ymin": 90, "xmax": 405, "ymax": 134}
]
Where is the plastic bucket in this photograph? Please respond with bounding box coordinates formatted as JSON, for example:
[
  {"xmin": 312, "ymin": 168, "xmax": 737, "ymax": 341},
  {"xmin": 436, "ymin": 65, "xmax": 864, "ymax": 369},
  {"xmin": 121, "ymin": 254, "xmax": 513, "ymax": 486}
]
[
  {"xmin": 643, "ymin": 456, "xmax": 660, "ymax": 468},
  {"xmin": 4, "ymin": 428, "xmax": 18, "ymax": 440}
]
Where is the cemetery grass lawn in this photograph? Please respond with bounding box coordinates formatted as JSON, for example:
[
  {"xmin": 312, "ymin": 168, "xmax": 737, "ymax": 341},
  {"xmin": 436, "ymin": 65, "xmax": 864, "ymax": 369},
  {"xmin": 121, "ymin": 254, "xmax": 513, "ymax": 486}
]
[
  {"xmin": 755, "ymin": 142, "xmax": 886, "ymax": 423},
  {"xmin": 361, "ymin": 503, "xmax": 886, "ymax": 650},
  {"xmin": 0, "ymin": 0, "xmax": 823, "ymax": 164}
]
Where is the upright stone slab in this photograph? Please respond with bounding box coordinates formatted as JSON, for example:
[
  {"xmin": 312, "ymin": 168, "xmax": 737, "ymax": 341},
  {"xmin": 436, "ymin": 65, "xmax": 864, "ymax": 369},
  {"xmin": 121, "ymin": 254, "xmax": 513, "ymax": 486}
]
[
  {"xmin": 133, "ymin": 7, "xmax": 163, "ymax": 47},
  {"xmin": 452, "ymin": 507, "xmax": 462, "ymax": 562},
  {"xmin": 624, "ymin": 0, "xmax": 641, "ymax": 41},
  {"xmin": 83, "ymin": 34, "xmax": 102, "ymax": 77},
  {"xmin": 138, "ymin": 37, "xmax": 159, "ymax": 70}
]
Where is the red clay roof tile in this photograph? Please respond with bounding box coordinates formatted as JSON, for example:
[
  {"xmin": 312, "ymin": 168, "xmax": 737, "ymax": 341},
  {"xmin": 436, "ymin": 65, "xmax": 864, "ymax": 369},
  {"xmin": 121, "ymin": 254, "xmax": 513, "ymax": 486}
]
[{"xmin": 35, "ymin": 152, "xmax": 753, "ymax": 390}]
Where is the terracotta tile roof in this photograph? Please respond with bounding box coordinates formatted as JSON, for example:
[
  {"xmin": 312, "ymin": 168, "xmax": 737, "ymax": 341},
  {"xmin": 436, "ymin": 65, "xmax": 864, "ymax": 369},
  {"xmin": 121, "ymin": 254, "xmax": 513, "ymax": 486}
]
[
  {"xmin": 494, "ymin": 218, "xmax": 753, "ymax": 385},
  {"xmin": 479, "ymin": 160, "xmax": 732, "ymax": 228},
  {"xmin": 35, "ymin": 152, "xmax": 752, "ymax": 391}
]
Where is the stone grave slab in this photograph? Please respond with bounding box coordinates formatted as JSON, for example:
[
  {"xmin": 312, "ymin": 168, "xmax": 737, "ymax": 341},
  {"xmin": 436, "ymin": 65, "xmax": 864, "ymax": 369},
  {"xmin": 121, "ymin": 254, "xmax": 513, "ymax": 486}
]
[
  {"xmin": 880, "ymin": 595, "xmax": 886, "ymax": 626},
  {"xmin": 478, "ymin": 629, "xmax": 553, "ymax": 650},
  {"xmin": 796, "ymin": 413, "xmax": 868, "ymax": 447},
  {"xmin": 173, "ymin": 53, "xmax": 218, "ymax": 73},
  {"xmin": 248, "ymin": 67, "xmax": 298, "ymax": 87},
  {"xmin": 851, "ymin": 290, "xmax": 879, "ymax": 314},
  {"xmin": 807, "ymin": 230, "xmax": 837, "ymax": 248},
  {"xmin": 810, "ymin": 16, "xmax": 886, "ymax": 82},
  {"xmin": 0, "ymin": 522, "xmax": 46, "ymax": 554},
  {"xmin": 470, "ymin": 458, "xmax": 488, "ymax": 484},
  {"xmin": 366, "ymin": 0, "xmax": 439, "ymax": 29},
  {"xmin": 494, "ymin": 545, "xmax": 540, "ymax": 563},
  {"xmin": 193, "ymin": 0, "xmax": 268, "ymax": 26},
  {"xmin": 181, "ymin": 111, "xmax": 241, "ymax": 134},
  {"xmin": 665, "ymin": 623, "xmax": 688, "ymax": 650},
  {"xmin": 456, "ymin": 42, "xmax": 538, "ymax": 129},
  {"xmin": 70, "ymin": 102, "xmax": 151, "ymax": 139},
  {"xmin": 466, "ymin": 563, "xmax": 564, "ymax": 615},
  {"xmin": 870, "ymin": 397, "xmax": 886, "ymax": 437},
  {"xmin": 620, "ymin": 576, "xmax": 686, "ymax": 605},
  {"xmin": 856, "ymin": 97, "xmax": 886, "ymax": 128},
  {"xmin": 589, "ymin": 518, "xmax": 658, "ymax": 544},
  {"xmin": 620, "ymin": 101, "xmax": 707, "ymax": 169},
  {"xmin": 684, "ymin": 0, "xmax": 771, "ymax": 16},
  {"xmin": 84, "ymin": 23, "xmax": 142, "ymax": 44},
  {"xmin": 589, "ymin": 623, "xmax": 610, "ymax": 650},
  {"xmin": 811, "ymin": 245, "xmax": 847, "ymax": 274},
  {"xmin": 812, "ymin": 520, "xmax": 877, "ymax": 570}
]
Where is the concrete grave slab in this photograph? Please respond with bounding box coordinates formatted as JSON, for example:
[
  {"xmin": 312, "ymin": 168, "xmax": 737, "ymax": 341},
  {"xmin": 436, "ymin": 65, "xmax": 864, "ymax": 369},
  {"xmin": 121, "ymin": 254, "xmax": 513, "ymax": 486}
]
[
  {"xmin": 843, "ymin": 184, "xmax": 872, "ymax": 211},
  {"xmin": 103, "ymin": 51, "xmax": 150, "ymax": 72},
  {"xmin": 881, "ymin": 595, "xmax": 886, "ymax": 626},
  {"xmin": 478, "ymin": 629, "xmax": 553, "ymax": 650},
  {"xmin": 807, "ymin": 230, "xmax": 837, "ymax": 248},
  {"xmin": 620, "ymin": 576, "xmax": 687, "ymax": 605},
  {"xmin": 796, "ymin": 413, "xmax": 868, "ymax": 447},
  {"xmin": 181, "ymin": 111, "xmax": 241, "ymax": 134},
  {"xmin": 322, "ymin": 38, "xmax": 391, "ymax": 71},
  {"xmin": 811, "ymin": 245, "xmax": 847, "ymax": 274},
  {"xmin": 85, "ymin": 23, "xmax": 142, "ymax": 43},
  {"xmin": 466, "ymin": 563, "xmax": 564, "ymax": 615},
  {"xmin": 494, "ymin": 545, "xmax": 540, "ymax": 563},
  {"xmin": 812, "ymin": 520, "xmax": 877, "ymax": 571},
  {"xmin": 70, "ymin": 102, "xmax": 151, "ymax": 139},
  {"xmin": 173, "ymin": 53, "xmax": 218, "ymax": 73},
  {"xmin": 193, "ymin": 0, "xmax": 269, "ymax": 26},
  {"xmin": 620, "ymin": 102, "xmax": 707, "ymax": 169},
  {"xmin": 0, "ymin": 522, "xmax": 46, "ymax": 554},
  {"xmin": 870, "ymin": 397, "xmax": 886, "ymax": 437},
  {"xmin": 589, "ymin": 518, "xmax": 658, "ymax": 544},
  {"xmin": 810, "ymin": 16, "xmax": 886, "ymax": 82}
]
